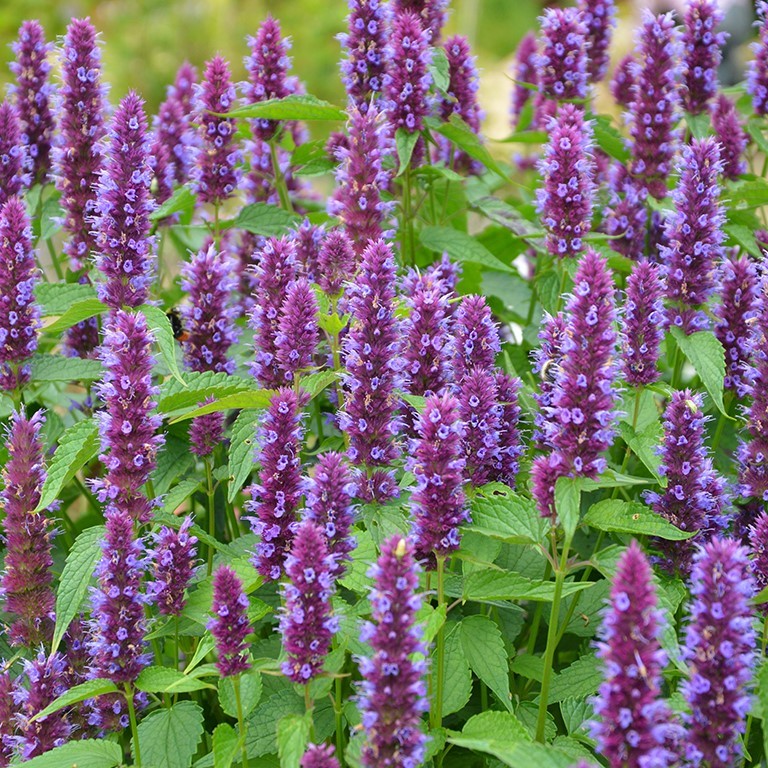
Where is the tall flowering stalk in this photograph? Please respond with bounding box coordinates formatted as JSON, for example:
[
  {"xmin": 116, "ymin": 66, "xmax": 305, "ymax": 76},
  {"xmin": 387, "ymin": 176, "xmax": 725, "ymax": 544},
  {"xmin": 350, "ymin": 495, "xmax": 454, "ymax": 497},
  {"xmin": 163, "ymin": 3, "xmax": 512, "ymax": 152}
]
[
  {"xmin": 452, "ymin": 294, "xmax": 501, "ymax": 382},
  {"xmin": 9, "ymin": 20, "xmax": 54, "ymax": 185},
  {"xmin": 275, "ymin": 278, "xmax": 320, "ymax": 384},
  {"xmin": 0, "ymin": 411, "xmax": 54, "ymax": 647},
  {"xmin": 577, "ymin": 0, "xmax": 616, "ymax": 83},
  {"xmin": 509, "ymin": 32, "xmax": 538, "ymax": 130},
  {"xmin": 661, "ymin": 137, "xmax": 725, "ymax": 334},
  {"xmin": 357, "ymin": 537, "xmax": 428, "ymax": 768},
  {"xmin": 317, "ymin": 229, "xmax": 356, "ymax": 299},
  {"xmin": 532, "ymin": 312, "xmax": 569, "ymax": 448},
  {"xmin": 711, "ymin": 95, "xmax": 747, "ymax": 180},
  {"xmin": 602, "ymin": 169, "xmax": 648, "ymax": 259},
  {"xmin": 535, "ymin": 8, "xmax": 589, "ymax": 102},
  {"xmin": 536, "ymin": 104, "xmax": 596, "ymax": 259},
  {"xmin": 750, "ymin": 511, "xmax": 768, "ymax": 595},
  {"xmin": 681, "ymin": 538, "xmax": 757, "ymax": 767},
  {"xmin": 458, "ymin": 368, "xmax": 502, "ymax": 487},
  {"xmin": 0, "ymin": 103, "xmax": 30, "ymax": 206},
  {"xmin": 148, "ymin": 517, "xmax": 198, "ymax": 616},
  {"xmin": 590, "ymin": 541, "xmax": 682, "ymax": 767},
  {"xmin": 682, "ymin": 0, "xmax": 725, "ymax": 115},
  {"xmin": 747, "ymin": 1, "xmax": 768, "ymax": 116},
  {"xmin": 392, "ymin": 0, "xmax": 448, "ymax": 42},
  {"xmin": 209, "ymin": 565, "xmax": 251, "ymax": 677},
  {"xmin": 610, "ymin": 55, "xmax": 635, "ymax": 109},
  {"xmin": 0, "ymin": 198, "xmax": 40, "ymax": 393},
  {"xmin": 0, "ymin": 672, "xmax": 13, "ymax": 767},
  {"xmin": 495, "ymin": 371, "xmax": 524, "ymax": 488},
  {"xmin": 246, "ymin": 388, "xmax": 306, "ymax": 582},
  {"xmin": 292, "ymin": 219, "xmax": 325, "ymax": 282}
]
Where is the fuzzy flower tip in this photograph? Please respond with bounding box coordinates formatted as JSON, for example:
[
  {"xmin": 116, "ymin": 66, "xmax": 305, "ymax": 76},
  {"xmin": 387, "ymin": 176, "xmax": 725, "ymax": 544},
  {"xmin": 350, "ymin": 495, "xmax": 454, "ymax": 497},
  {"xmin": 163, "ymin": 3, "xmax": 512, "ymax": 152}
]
[
  {"xmin": 149, "ymin": 517, "xmax": 198, "ymax": 616},
  {"xmin": 0, "ymin": 198, "xmax": 40, "ymax": 392},
  {"xmin": 275, "ymin": 278, "xmax": 320, "ymax": 383},
  {"xmin": 280, "ymin": 521, "xmax": 338, "ymax": 683},
  {"xmin": 9, "ymin": 20, "xmax": 54, "ymax": 186},
  {"xmin": 748, "ymin": 1, "xmax": 768, "ymax": 116},
  {"xmin": 661, "ymin": 137, "xmax": 725, "ymax": 334},
  {"xmin": 682, "ymin": 538, "xmax": 757, "ymax": 768},
  {"xmin": 329, "ymin": 104, "xmax": 394, "ymax": 255},
  {"xmin": 246, "ymin": 388, "xmax": 307, "ymax": 582},
  {"xmin": 304, "ymin": 451, "xmax": 357, "ymax": 578},
  {"xmin": 317, "ymin": 229, "xmax": 356, "ymax": 298},
  {"xmin": 0, "ymin": 102, "xmax": 30, "ymax": 207},
  {"xmin": 339, "ymin": 0, "xmax": 390, "ymax": 110},
  {"xmin": 54, "ymin": 17, "xmax": 107, "ymax": 272},
  {"xmin": 627, "ymin": 11, "xmax": 681, "ymax": 199},
  {"xmin": 536, "ymin": 104, "xmax": 596, "ymax": 259},
  {"xmin": 536, "ymin": 8, "xmax": 589, "ymax": 102},
  {"xmin": 711, "ymin": 95, "xmax": 748, "ymax": 180},
  {"xmin": 623, "ymin": 260, "xmax": 666, "ymax": 386},
  {"xmin": 393, "ymin": 0, "xmax": 448, "ymax": 42},
  {"xmin": 610, "ymin": 55, "xmax": 636, "ymax": 109},
  {"xmin": 93, "ymin": 92, "xmax": 156, "ymax": 310},
  {"xmin": 644, "ymin": 390, "xmax": 728, "ymax": 575},
  {"xmin": 1, "ymin": 410, "xmax": 55, "ymax": 647},
  {"xmin": 191, "ymin": 55, "xmax": 241, "ymax": 205},
  {"xmin": 590, "ymin": 540, "xmax": 682, "ymax": 768},
  {"xmin": 452, "ymin": 294, "xmax": 501, "ymax": 382},
  {"xmin": 208, "ymin": 565, "xmax": 252, "ymax": 678},
  {"xmin": 577, "ymin": 0, "xmax": 617, "ymax": 83},
  {"xmin": 301, "ymin": 744, "xmax": 340, "ymax": 768},
  {"xmin": 682, "ymin": 0, "xmax": 726, "ymax": 114},
  {"xmin": 339, "ymin": 240, "xmax": 404, "ymax": 502},
  {"xmin": 358, "ymin": 536, "xmax": 429, "ymax": 768},
  {"xmin": 510, "ymin": 32, "xmax": 538, "ymax": 130}
]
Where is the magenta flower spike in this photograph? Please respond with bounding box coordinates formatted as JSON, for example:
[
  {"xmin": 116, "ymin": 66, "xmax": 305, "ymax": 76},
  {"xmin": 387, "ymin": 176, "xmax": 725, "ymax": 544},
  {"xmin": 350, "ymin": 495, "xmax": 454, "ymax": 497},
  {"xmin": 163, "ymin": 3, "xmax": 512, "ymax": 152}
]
[
  {"xmin": 577, "ymin": 0, "xmax": 617, "ymax": 83},
  {"xmin": 711, "ymin": 95, "xmax": 748, "ymax": 180},
  {"xmin": 747, "ymin": 1, "xmax": 768, "ymax": 116},
  {"xmin": 317, "ymin": 229, "xmax": 356, "ymax": 299},
  {"xmin": 749, "ymin": 511, "xmax": 768, "ymax": 596},
  {"xmin": 292, "ymin": 219, "xmax": 325, "ymax": 282},
  {"xmin": 495, "ymin": 371, "xmax": 524, "ymax": 488},
  {"xmin": 0, "ymin": 672, "xmax": 13, "ymax": 766},
  {"xmin": 532, "ymin": 312, "xmax": 569, "ymax": 449},
  {"xmin": 682, "ymin": 0, "xmax": 726, "ymax": 115},
  {"xmin": 392, "ymin": 0, "xmax": 448, "ymax": 42},
  {"xmin": 452, "ymin": 294, "xmax": 501, "ymax": 382},
  {"xmin": 275, "ymin": 278, "xmax": 320, "ymax": 383},
  {"xmin": 149, "ymin": 517, "xmax": 198, "ymax": 616},
  {"xmin": 610, "ymin": 54, "xmax": 636, "ymax": 109},
  {"xmin": 357, "ymin": 536, "xmax": 429, "ymax": 768},
  {"xmin": 458, "ymin": 367, "xmax": 503, "ymax": 487},
  {"xmin": 681, "ymin": 538, "xmax": 757, "ymax": 767},
  {"xmin": 0, "ymin": 198, "xmax": 40, "ymax": 393},
  {"xmin": 535, "ymin": 8, "xmax": 589, "ymax": 102},
  {"xmin": 536, "ymin": 104, "xmax": 596, "ymax": 259},
  {"xmin": 301, "ymin": 744, "xmax": 340, "ymax": 768},
  {"xmin": 208, "ymin": 565, "xmax": 252, "ymax": 677},
  {"xmin": 602, "ymin": 168, "xmax": 648, "ymax": 259},
  {"xmin": 0, "ymin": 411, "xmax": 54, "ymax": 647},
  {"xmin": 279, "ymin": 520, "xmax": 338, "ymax": 683},
  {"xmin": 590, "ymin": 541, "xmax": 682, "ymax": 768},
  {"xmin": 0, "ymin": 102, "xmax": 30, "ymax": 207},
  {"xmin": 509, "ymin": 32, "xmax": 538, "ymax": 130},
  {"xmin": 246, "ymin": 388, "xmax": 306, "ymax": 582}
]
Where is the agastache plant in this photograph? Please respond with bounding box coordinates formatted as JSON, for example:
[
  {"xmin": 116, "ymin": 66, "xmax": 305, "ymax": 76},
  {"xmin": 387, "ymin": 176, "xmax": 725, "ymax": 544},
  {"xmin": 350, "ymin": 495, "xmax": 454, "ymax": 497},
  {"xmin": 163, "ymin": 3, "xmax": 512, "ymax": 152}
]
[
  {"xmin": 748, "ymin": 1, "xmax": 768, "ymax": 116},
  {"xmin": 148, "ymin": 517, "xmax": 198, "ymax": 616},
  {"xmin": 275, "ymin": 278, "xmax": 320, "ymax": 383},
  {"xmin": 682, "ymin": 0, "xmax": 726, "ymax": 114},
  {"xmin": 577, "ymin": 0, "xmax": 616, "ymax": 83},
  {"xmin": 495, "ymin": 371, "xmax": 524, "ymax": 488},
  {"xmin": 610, "ymin": 54, "xmax": 636, "ymax": 109},
  {"xmin": 301, "ymin": 744, "xmax": 340, "ymax": 768},
  {"xmin": 509, "ymin": 32, "xmax": 538, "ymax": 130},
  {"xmin": 392, "ymin": 0, "xmax": 448, "ymax": 42},
  {"xmin": 532, "ymin": 312, "xmax": 569, "ymax": 448},
  {"xmin": 0, "ymin": 102, "xmax": 30, "ymax": 206},
  {"xmin": 711, "ymin": 95, "xmax": 748, "ymax": 180},
  {"xmin": 535, "ymin": 8, "xmax": 589, "ymax": 102},
  {"xmin": 458, "ymin": 367, "xmax": 503, "ymax": 487},
  {"xmin": 452, "ymin": 294, "xmax": 501, "ymax": 381},
  {"xmin": 209, "ymin": 565, "xmax": 251, "ymax": 677},
  {"xmin": 316, "ymin": 229, "xmax": 356, "ymax": 299}
]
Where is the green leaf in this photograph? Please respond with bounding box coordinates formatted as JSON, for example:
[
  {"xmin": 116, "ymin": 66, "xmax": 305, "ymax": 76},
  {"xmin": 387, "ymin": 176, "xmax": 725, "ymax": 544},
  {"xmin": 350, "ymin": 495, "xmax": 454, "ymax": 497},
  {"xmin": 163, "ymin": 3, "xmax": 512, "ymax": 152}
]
[
  {"xmin": 212, "ymin": 723, "xmax": 240, "ymax": 768},
  {"xmin": 219, "ymin": 671, "xmax": 262, "ymax": 719},
  {"xmin": 157, "ymin": 371, "xmax": 254, "ymax": 413},
  {"xmin": 277, "ymin": 713, "xmax": 312, "ymax": 768},
  {"xmin": 433, "ymin": 625, "xmax": 473, "ymax": 716},
  {"xmin": 38, "ymin": 195, "xmax": 64, "ymax": 241},
  {"xmin": 30, "ymin": 353, "xmax": 103, "ymax": 383},
  {"xmin": 670, "ymin": 328, "xmax": 727, "ymax": 415},
  {"xmin": 395, "ymin": 128, "xmax": 420, "ymax": 175},
  {"xmin": 300, "ymin": 370, "xmax": 339, "ymax": 400},
  {"xmin": 498, "ymin": 131, "xmax": 547, "ymax": 144},
  {"xmin": 464, "ymin": 570, "xmax": 593, "ymax": 603},
  {"xmin": 227, "ymin": 410, "xmax": 259, "ymax": 503},
  {"xmin": 31, "ymin": 678, "xmax": 117, "ymax": 723},
  {"xmin": 36, "ymin": 283, "xmax": 98, "ymax": 315},
  {"xmin": 20, "ymin": 740, "xmax": 123, "ymax": 768},
  {"xmin": 460, "ymin": 615, "xmax": 512, "ymax": 711},
  {"xmin": 170, "ymin": 389, "xmax": 275, "ymax": 422},
  {"xmin": 234, "ymin": 202, "xmax": 300, "ymax": 236},
  {"xmin": 592, "ymin": 115, "xmax": 629, "ymax": 163},
  {"xmin": 141, "ymin": 305, "xmax": 186, "ymax": 385},
  {"xmin": 429, "ymin": 114, "xmax": 507, "ymax": 180},
  {"xmin": 246, "ymin": 690, "xmax": 304, "ymax": 757},
  {"xmin": 137, "ymin": 701, "xmax": 204, "ymax": 768},
  {"xmin": 759, "ymin": 662, "xmax": 768, "ymax": 756},
  {"xmin": 547, "ymin": 654, "xmax": 601, "ymax": 704},
  {"xmin": 158, "ymin": 477, "xmax": 202, "ymax": 516},
  {"xmin": 684, "ymin": 111, "xmax": 712, "ymax": 140},
  {"xmin": 225, "ymin": 94, "xmax": 346, "ymax": 121},
  {"xmin": 469, "ymin": 483, "xmax": 547, "ymax": 546},
  {"xmin": 583, "ymin": 499, "xmax": 694, "ymax": 540},
  {"xmin": 555, "ymin": 476, "xmax": 581, "ymax": 542},
  {"xmin": 429, "ymin": 46, "xmax": 450, "ymax": 92},
  {"xmin": 729, "ymin": 177, "xmax": 768, "ymax": 208},
  {"xmin": 420, "ymin": 226, "xmax": 514, "ymax": 273},
  {"xmin": 36, "ymin": 418, "xmax": 100, "ymax": 512},
  {"xmin": 51, "ymin": 526, "xmax": 105, "ymax": 653},
  {"xmin": 153, "ymin": 434, "xmax": 195, "ymax": 495},
  {"xmin": 150, "ymin": 185, "xmax": 196, "ymax": 221},
  {"xmin": 619, "ymin": 419, "xmax": 663, "ymax": 482},
  {"xmin": 40, "ymin": 298, "xmax": 107, "ymax": 335},
  {"xmin": 136, "ymin": 665, "xmax": 216, "ymax": 694}
]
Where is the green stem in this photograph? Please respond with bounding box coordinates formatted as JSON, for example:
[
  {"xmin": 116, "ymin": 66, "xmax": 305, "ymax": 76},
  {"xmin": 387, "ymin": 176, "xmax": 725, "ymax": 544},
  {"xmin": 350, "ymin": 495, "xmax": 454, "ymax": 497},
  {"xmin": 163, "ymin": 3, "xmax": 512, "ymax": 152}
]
[
  {"xmin": 124, "ymin": 683, "xmax": 142, "ymax": 767},
  {"xmin": 234, "ymin": 675, "xmax": 250, "ymax": 768},
  {"xmin": 402, "ymin": 166, "xmax": 416, "ymax": 267},
  {"xmin": 175, "ymin": 617, "xmax": 181, "ymax": 672},
  {"xmin": 304, "ymin": 685, "xmax": 316, "ymax": 741},
  {"xmin": 555, "ymin": 260, "xmax": 568, "ymax": 313},
  {"xmin": 431, "ymin": 556, "xmax": 446, "ymax": 730},
  {"xmin": 711, "ymin": 392, "xmax": 733, "ymax": 454},
  {"xmin": 525, "ymin": 558, "xmax": 553, "ymax": 656},
  {"xmin": 270, "ymin": 140, "xmax": 294, "ymax": 213},
  {"xmin": 73, "ymin": 474, "xmax": 100, "ymax": 515},
  {"xmin": 612, "ymin": 387, "xmax": 643, "ymax": 500},
  {"xmin": 335, "ymin": 676, "xmax": 346, "ymax": 766},
  {"xmin": 205, "ymin": 458, "xmax": 216, "ymax": 577},
  {"xmin": 45, "ymin": 238, "xmax": 64, "ymax": 281}
]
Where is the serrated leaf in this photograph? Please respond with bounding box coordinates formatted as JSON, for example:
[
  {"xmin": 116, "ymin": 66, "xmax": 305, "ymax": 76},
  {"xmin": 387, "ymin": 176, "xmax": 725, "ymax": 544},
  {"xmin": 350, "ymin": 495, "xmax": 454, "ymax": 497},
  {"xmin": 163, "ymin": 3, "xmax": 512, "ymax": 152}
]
[
  {"xmin": 31, "ymin": 678, "xmax": 117, "ymax": 722},
  {"xmin": 730, "ymin": 177, "xmax": 768, "ymax": 208},
  {"xmin": 759, "ymin": 662, "xmax": 768, "ymax": 755},
  {"xmin": 234, "ymin": 202, "xmax": 301, "ymax": 236},
  {"xmin": 592, "ymin": 114, "xmax": 629, "ymax": 162},
  {"xmin": 469, "ymin": 483, "xmax": 548, "ymax": 545},
  {"xmin": 434, "ymin": 625, "xmax": 472, "ymax": 716},
  {"xmin": 420, "ymin": 226, "xmax": 514, "ymax": 273},
  {"xmin": 150, "ymin": 185, "xmax": 196, "ymax": 221},
  {"xmin": 170, "ymin": 389, "xmax": 275, "ymax": 422},
  {"xmin": 277, "ymin": 713, "xmax": 312, "ymax": 768},
  {"xmin": 225, "ymin": 94, "xmax": 346, "ymax": 121},
  {"xmin": 36, "ymin": 283, "xmax": 99, "ymax": 315},
  {"xmin": 158, "ymin": 477, "xmax": 202, "ymax": 516},
  {"xmin": 619, "ymin": 419, "xmax": 663, "ymax": 482},
  {"xmin": 219, "ymin": 671, "xmax": 262, "ymax": 719},
  {"xmin": 245, "ymin": 690, "xmax": 304, "ymax": 757},
  {"xmin": 213, "ymin": 723, "xmax": 239, "ymax": 768},
  {"xmin": 300, "ymin": 370, "xmax": 338, "ymax": 400},
  {"xmin": 463, "ymin": 570, "xmax": 593, "ymax": 603},
  {"xmin": 153, "ymin": 433, "xmax": 195, "ymax": 495},
  {"xmin": 583, "ymin": 499, "xmax": 694, "ymax": 540},
  {"xmin": 429, "ymin": 114, "xmax": 507, "ymax": 180},
  {"xmin": 36, "ymin": 418, "xmax": 100, "ymax": 512},
  {"xmin": 137, "ymin": 701, "xmax": 204, "ymax": 768},
  {"xmin": 555, "ymin": 476, "xmax": 581, "ymax": 542},
  {"xmin": 51, "ymin": 525, "xmax": 105, "ymax": 653},
  {"xmin": 227, "ymin": 410, "xmax": 259, "ymax": 503},
  {"xmin": 40, "ymin": 298, "xmax": 107, "ymax": 334},
  {"xmin": 30, "ymin": 353, "xmax": 103, "ymax": 383},
  {"xmin": 142, "ymin": 305, "xmax": 186, "ymax": 386},
  {"xmin": 670, "ymin": 328, "xmax": 727, "ymax": 415},
  {"xmin": 460, "ymin": 615, "xmax": 512, "ymax": 711},
  {"xmin": 20, "ymin": 739, "xmax": 123, "ymax": 768},
  {"xmin": 547, "ymin": 654, "xmax": 601, "ymax": 704},
  {"xmin": 157, "ymin": 371, "xmax": 254, "ymax": 413},
  {"xmin": 136, "ymin": 666, "xmax": 216, "ymax": 694},
  {"xmin": 395, "ymin": 128, "xmax": 420, "ymax": 176},
  {"xmin": 429, "ymin": 46, "xmax": 450, "ymax": 92}
]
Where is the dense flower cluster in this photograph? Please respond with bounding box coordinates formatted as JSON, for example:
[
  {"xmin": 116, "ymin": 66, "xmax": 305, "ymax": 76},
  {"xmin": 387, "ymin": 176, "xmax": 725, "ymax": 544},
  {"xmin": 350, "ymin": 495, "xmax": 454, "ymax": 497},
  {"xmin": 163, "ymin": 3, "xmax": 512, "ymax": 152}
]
[
  {"xmin": 610, "ymin": 54, "xmax": 635, "ymax": 109},
  {"xmin": 509, "ymin": 32, "xmax": 538, "ymax": 129},
  {"xmin": 577, "ymin": 0, "xmax": 616, "ymax": 83},
  {"xmin": 711, "ymin": 95, "xmax": 748, "ymax": 180},
  {"xmin": 535, "ymin": 8, "xmax": 589, "ymax": 102},
  {"xmin": 452, "ymin": 294, "xmax": 500, "ymax": 381},
  {"xmin": 275, "ymin": 277, "xmax": 320, "ymax": 382},
  {"xmin": 209, "ymin": 565, "xmax": 251, "ymax": 677},
  {"xmin": 682, "ymin": 0, "xmax": 725, "ymax": 114},
  {"xmin": 0, "ymin": 103, "xmax": 30, "ymax": 207},
  {"xmin": 149, "ymin": 517, "xmax": 198, "ymax": 616},
  {"xmin": 748, "ymin": 1, "xmax": 768, "ymax": 115}
]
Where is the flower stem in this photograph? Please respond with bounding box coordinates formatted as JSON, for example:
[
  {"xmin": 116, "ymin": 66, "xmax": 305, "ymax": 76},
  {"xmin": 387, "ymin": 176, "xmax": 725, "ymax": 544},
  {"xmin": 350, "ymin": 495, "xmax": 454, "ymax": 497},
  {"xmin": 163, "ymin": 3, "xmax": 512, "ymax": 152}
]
[
  {"xmin": 205, "ymin": 458, "xmax": 216, "ymax": 577},
  {"xmin": 431, "ymin": 555, "xmax": 446, "ymax": 730},
  {"xmin": 334, "ymin": 675, "xmax": 346, "ymax": 765},
  {"xmin": 124, "ymin": 682, "xmax": 142, "ymax": 768},
  {"xmin": 270, "ymin": 140, "xmax": 294, "ymax": 213},
  {"xmin": 233, "ymin": 674, "xmax": 250, "ymax": 768}
]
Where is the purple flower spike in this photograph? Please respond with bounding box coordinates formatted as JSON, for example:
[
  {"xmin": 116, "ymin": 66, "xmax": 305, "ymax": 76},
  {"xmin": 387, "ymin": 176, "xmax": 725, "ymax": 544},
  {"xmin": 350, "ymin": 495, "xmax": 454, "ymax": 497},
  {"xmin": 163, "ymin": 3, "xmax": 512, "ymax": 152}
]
[
  {"xmin": 644, "ymin": 390, "xmax": 728, "ymax": 575},
  {"xmin": 627, "ymin": 11, "xmax": 681, "ymax": 199},
  {"xmin": 682, "ymin": 537, "xmax": 757, "ymax": 768},
  {"xmin": 0, "ymin": 103, "xmax": 30, "ymax": 206},
  {"xmin": 661, "ymin": 137, "xmax": 725, "ymax": 334},
  {"xmin": 610, "ymin": 54, "xmax": 636, "ymax": 109},
  {"xmin": 535, "ymin": 8, "xmax": 589, "ymax": 102},
  {"xmin": 682, "ymin": 0, "xmax": 726, "ymax": 115},
  {"xmin": 302, "ymin": 744, "xmax": 340, "ymax": 768},
  {"xmin": 602, "ymin": 169, "xmax": 648, "ymax": 259},
  {"xmin": 495, "ymin": 371, "xmax": 524, "ymax": 488},
  {"xmin": 9, "ymin": 21, "xmax": 54, "ymax": 185},
  {"xmin": 149, "ymin": 517, "xmax": 198, "ymax": 616},
  {"xmin": 393, "ymin": 0, "xmax": 448, "ymax": 42},
  {"xmin": 748, "ymin": 2, "xmax": 768, "ymax": 116},
  {"xmin": 292, "ymin": 219, "xmax": 325, "ymax": 282},
  {"xmin": 317, "ymin": 229, "xmax": 356, "ymax": 298},
  {"xmin": 246, "ymin": 388, "xmax": 307, "ymax": 582},
  {"xmin": 92, "ymin": 310, "xmax": 164, "ymax": 524},
  {"xmin": 536, "ymin": 104, "xmax": 596, "ymax": 259},
  {"xmin": 208, "ymin": 565, "xmax": 252, "ymax": 678},
  {"xmin": 0, "ymin": 198, "xmax": 40, "ymax": 393},
  {"xmin": 339, "ymin": 0, "xmax": 391, "ymax": 110},
  {"xmin": 275, "ymin": 278, "xmax": 320, "ymax": 383},
  {"xmin": 715, "ymin": 255, "xmax": 758, "ymax": 395},
  {"xmin": 329, "ymin": 104, "xmax": 394, "ymax": 256},
  {"xmin": 54, "ymin": 18, "xmax": 107, "ymax": 273},
  {"xmin": 410, "ymin": 393, "xmax": 469, "ymax": 565},
  {"xmin": 280, "ymin": 520, "xmax": 338, "ymax": 683},
  {"xmin": 358, "ymin": 536, "xmax": 428, "ymax": 768},
  {"xmin": 1, "ymin": 411, "xmax": 54, "ymax": 647},
  {"xmin": 532, "ymin": 312, "xmax": 569, "ymax": 449},
  {"xmin": 622, "ymin": 260, "xmax": 666, "ymax": 386},
  {"xmin": 590, "ymin": 541, "xmax": 682, "ymax": 768},
  {"xmin": 339, "ymin": 240, "xmax": 404, "ymax": 502},
  {"xmin": 191, "ymin": 56, "xmax": 241, "ymax": 205},
  {"xmin": 577, "ymin": 0, "xmax": 617, "ymax": 83},
  {"xmin": 0, "ymin": 672, "xmax": 13, "ymax": 766},
  {"xmin": 452, "ymin": 294, "xmax": 501, "ymax": 382},
  {"xmin": 305, "ymin": 452, "xmax": 357, "ymax": 578},
  {"xmin": 510, "ymin": 32, "xmax": 538, "ymax": 130},
  {"xmin": 749, "ymin": 511, "xmax": 768, "ymax": 596},
  {"xmin": 93, "ymin": 92, "xmax": 156, "ymax": 310},
  {"xmin": 711, "ymin": 95, "xmax": 748, "ymax": 180},
  {"xmin": 458, "ymin": 368, "xmax": 503, "ymax": 488}
]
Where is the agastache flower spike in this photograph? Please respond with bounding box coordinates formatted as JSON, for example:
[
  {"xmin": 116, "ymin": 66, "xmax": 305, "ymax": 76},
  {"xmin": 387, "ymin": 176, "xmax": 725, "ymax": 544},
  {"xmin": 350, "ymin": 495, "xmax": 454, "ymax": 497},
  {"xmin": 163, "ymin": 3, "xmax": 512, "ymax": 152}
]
[
  {"xmin": 358, "ymin": 536, "xmax": 428, "ymax": 767},
  {"xmin": 0, "ymin": 103, "xmax": 30, "ymax": 206},
  {"xmin": 577, "ymin": 0, "xmax": 617, "ymax": 83},
  {"xmin": 0, "ymin": 198, "xmax": 40, "ymax": 393},
  {"xmin": 509, "ymin": 32, "xmax": 538, "ymax": 130},
  {"xmin": 622, "ymin": 260, "xmax": 667, "ymax": 386},
  {"xmin": 0, "ymin": 411, "xmax": 54, "ymax": 647},
  {"xmin": 292, "ymin": 219, "xmax": 325, "ymax": 282},
  {"xmin": 246, "ymin": 388, "xmax": 307, "ymax": 582},
  {"xmin": 208, "ymin": 565, "xmax": 252, "ymax": 677},
  {"xmin": 682, "ymin": 0, "xmax": 726, "ymax": 114},
  {"xmin": 317, "ymin": 229, "xmax": 356, "ymax": 299},
  {"xmin": 661, "ymin": 137, "xmax": 725, "ymax": 334},
  {"xmin": 749, "ymin": 511, "xmax": 768, "ymax": 596},
  {"xmin": 301, "ymin": 744, "xmax": 340, "ymax": 768},
  {"xmin": 495, "ymin": 371, "xmax": 524, "ymax": 488},
  {"xmin": 275, "ymin": 278, "xmax": 320, "ymax": 383},
  {"xmin": 279, "ymin": 521, "xmax": 338, "ymax": 683},
  {"xmin": 9, "ymin": 21, "xmax": 54, "ymax": 185},
  {"xmin": 711, "ymin": 95, "xmax": 748, "ymax": 180},
  {"xmin": 393, "ymin": 0, "xmax": 448, "ymax": 42},
  {"xmin": 610, "ymin": 54, "xmax": 636, "ymax": 109},
  {"xmin": 590, "ymin": 540, "xmax": 682, "ymax": 767},
  {"xmin": 148, "ymin": 517, "xmax": 198, "ymax": 616},
  {"xmin": 458, "ymin": 368, "xmax": 503, "ymax": 487},
  {"xmin": 532, "ymin": 312, "xmax": 569, "ymax": 449},
  {"xmin": 93, "ymin": 92, "xmax": 156, "ymax": 310},
  {"xmin": 536, "ymin": 104, "xmax": 596, "ymax": 259},
  {"xmin": 681, "ymin": 538, "xmax": 757, "ymax": 768},
  {"xmin": 0, "ymin": 672, "xmax": 13, "ymax": 767},
  {"xmin": 452, "ymin": 294, "xmax": 501, "ymax": 382},
  {"xmin": 602, "ymin": 168, "xmax": 648, "ymax": 260},
  {"xmin": 535, "ymin": 8, "xmax": 589, "ymax": 102},
  {"xmin": 747, "ymin": 2, "xmax": 768, "ymax": 116}
]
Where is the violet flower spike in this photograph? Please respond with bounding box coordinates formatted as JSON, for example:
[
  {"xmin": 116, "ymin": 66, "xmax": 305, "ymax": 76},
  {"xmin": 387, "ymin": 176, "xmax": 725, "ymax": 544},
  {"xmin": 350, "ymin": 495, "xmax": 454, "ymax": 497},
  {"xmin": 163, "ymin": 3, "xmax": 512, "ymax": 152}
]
[
  {"xmin": 317, "ymin": 229, "xmax": 356, "ymax": 299},
  {"xmin": 392, "ymin": 0, "xmax": 448, "ymax": 43},
  {"xmin": 577, "ymin": 0, "xmax": 617, "ymax": 83},
  {"xmin": 452, "ymin": 294, "xmax": 501, "ymax": 382},
  {"xmin": 602, "ymin": 167, "xmax": 648, "ymax": 260},
  {"xmin": 610, "ymin": 54, "xmax": 636, "ymax": 109},
  {"xmin": 0, "ymin": 673, "xmax": 13, "ymax": 767},
  {"xmin": 275, "ymin": 278, "xmax": 320, "ymax": 383},
  {"xmin": 208, "ymin": 565, "xmax": 252, "ymax": 677},
  {"xmin": 509, "ymin": 32, "xmax": 538, "ymax": 130},
  {"xmin": 532, "ymin": 312, "xmax": 569, "ymax": 449},
  {"xmin": 749, "ymin": 511, "xmax": 768, "ymax": 597},
  {"xmin": 301, "ymin": 743, "xmax": 340, "ymax": 768},
  {"xmin": 357, "ymin": 536, "xmax": 429, "ymax": 768},
  {"xmin": 494, "ymin": 371, "xmax": 524, "ymax": 488},
  {"xmin": 711, "ymin": 95, "xmax": 748, "ymax": 180},
  {"xmin": 535, "ymin": 8, "xmax": 589, "ymax": 102},
  {"xmin": 149, "ymin": 517, "xmax": 198, "ymax": 616},
  {"xmin": 682, "ymin": 0, "xmax": 726, "ymax": 115},
  {"xmin": 292, "ymin": 219, "xmax": 326, "ymax": 282},
  {"xmin": 0, "ymin": 102, "xmax": 31, "ymax": 207},
  {"xmin": 747, "ymin": 1, "xmax": 768, "ymax": 116}
]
